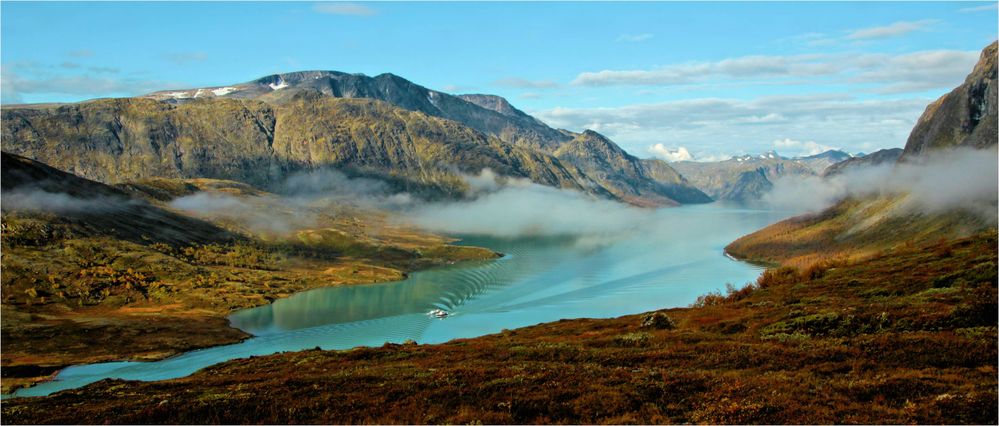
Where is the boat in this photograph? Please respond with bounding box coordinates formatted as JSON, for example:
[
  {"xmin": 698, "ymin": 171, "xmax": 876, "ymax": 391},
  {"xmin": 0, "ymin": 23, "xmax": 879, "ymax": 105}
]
[{"xmin": 427, "ymin": 308, "xmax": 449, "ymax": 319}]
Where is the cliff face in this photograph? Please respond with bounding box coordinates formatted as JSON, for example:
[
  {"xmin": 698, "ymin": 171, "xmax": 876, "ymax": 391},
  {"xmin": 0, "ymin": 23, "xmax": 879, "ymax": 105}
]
[
  {"xmin": 2, "ymin": 98, "xmax": 284, "ymax": 187},
  {"xmin": 1, "ymin": 97, "xmax": 590, "ymax": 199},
  {"xmin": 903, "ymin": 41, "xmax": 998, "ymax": 157}
]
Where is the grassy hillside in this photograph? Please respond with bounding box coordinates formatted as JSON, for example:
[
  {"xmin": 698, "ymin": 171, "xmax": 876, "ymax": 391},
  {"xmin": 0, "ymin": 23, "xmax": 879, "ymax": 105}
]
[
  {"xmin": 725, "ymin": 197, "xmax": 992, "ymax": 268},
  {"xmin": 4, "ymin": 231, "xmax": 995, "ymax": 424}
]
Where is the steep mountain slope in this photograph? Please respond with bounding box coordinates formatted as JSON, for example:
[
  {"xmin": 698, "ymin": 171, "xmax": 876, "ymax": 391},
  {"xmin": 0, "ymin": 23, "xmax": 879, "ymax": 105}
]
[
  {"xmin": 727, "ymin": 41, "xmax": 998, "ymax": 267},
  {"xmin": 670, "ymin": 152, "xmax": 815, "ymax": 201},
  {"xmin": 903, "ymin": 41, "xmax": 997, "ymax": 157},
  {"xmin": 1, "ymin": 96, "xmax": 592, "ymax": 199},
  {"xmin": 145, "ymin": 71, "xmax": 572, "ymax": 151},
  {"xmin": 553, "ymin": 130, "xmax": 711, "ymax": 206},
  {"xmin": 823, "ymin": 148, "xmax": 903, "ymax": 176},
  {"xmin": 716, "ymin": 169, "xmax": 774, "ymax": 203}
]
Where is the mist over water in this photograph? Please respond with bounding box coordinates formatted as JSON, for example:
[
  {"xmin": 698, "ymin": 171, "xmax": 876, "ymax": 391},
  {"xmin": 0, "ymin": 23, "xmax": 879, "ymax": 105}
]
[{"xmin": 11, "ymin": 204, "xmax": 791, "ymax": 398}]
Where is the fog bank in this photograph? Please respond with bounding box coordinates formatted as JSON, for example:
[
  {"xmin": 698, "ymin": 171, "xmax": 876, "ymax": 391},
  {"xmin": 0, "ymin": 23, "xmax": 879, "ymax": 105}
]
[
  {"xmin": 762, "ymin": 147, "xmax": 998, "ymax": 220},
  {"xmin": 402, "ymin": 170, "xmax": 652, "ymax": 238}
]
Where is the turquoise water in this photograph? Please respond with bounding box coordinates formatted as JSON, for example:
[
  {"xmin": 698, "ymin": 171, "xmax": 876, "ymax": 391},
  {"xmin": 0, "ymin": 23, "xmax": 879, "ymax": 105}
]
[{"xmin": 11, "ymin": 205, "xmax": 789, "ymax": 397}]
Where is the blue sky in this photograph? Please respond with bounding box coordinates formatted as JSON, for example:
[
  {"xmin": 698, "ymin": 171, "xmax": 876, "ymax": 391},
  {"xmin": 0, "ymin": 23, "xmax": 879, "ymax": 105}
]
[{"xmin": 2, "ymin": 2, "xmax": 997, "ymax": 160}]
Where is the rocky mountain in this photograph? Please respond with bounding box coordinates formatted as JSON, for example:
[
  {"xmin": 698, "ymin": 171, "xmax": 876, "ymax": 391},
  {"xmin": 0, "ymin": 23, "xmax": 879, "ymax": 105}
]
[
  {"xmin": 145, "ymin": 71, "xmax": 572, "ymax": 152},
  {"xmin": 1, "ymin": 97, "xmax": 575, "ymax": 198},
  {"xmin": 716, "ymin": 169, "xmax": 774, "ymax": 203},
  {"xmin": 823, "ymin": 148, "xmax": 903, "ymax": 176},
  {"xmin": 670, "ymin": 152, "xmax": 815, "ymax": 201},
  {"xmin": 3, "ymin": 75, "xmax": 706, "ymax": 207},
  {"xmin": 903, "ymin": 41, "xmax": 997, "ymax": 158},
  {"xmin": 669, "ymin": 149, "xmax": 854, "ymax": 203},
  {"xmin": 553, "ymin": 131, "xmax": 711, "ymax": 206}
]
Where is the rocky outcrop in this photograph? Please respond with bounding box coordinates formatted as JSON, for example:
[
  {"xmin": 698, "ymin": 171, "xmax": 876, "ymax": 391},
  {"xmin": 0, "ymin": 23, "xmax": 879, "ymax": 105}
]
[{"xmin": 903, "ymin": 41, "xmax": 997, "ymax": 157}]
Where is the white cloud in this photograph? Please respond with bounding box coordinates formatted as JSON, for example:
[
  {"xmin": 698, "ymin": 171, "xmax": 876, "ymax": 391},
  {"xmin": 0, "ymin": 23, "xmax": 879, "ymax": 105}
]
[
  {"xmin": 1, "ymin": 67, "xmax": 178, "ymax": 104},
  {"xmin": 851, "ymin": 50, "xmax": 981, "ymax": 93},
  {"xmin": 441, "ymin": 84, "xmax": 474, "ymax": 93},
  {"xmin": 163, "ymin": 52, "xmax": 208, "ymax": 65},
  {"xmin": 617, "ymin": 33, "xmax": 654, "ymax": 42},
  {"xmin": 404, "ymin": 174, "xmax": 650, "ymax": 238},
  {"xmin": 570, "ymin": 49, "xmax": 978, "ymax": 94},
  {"xmin": 313, "ymin": 2, "xmax": 377, "ymax": 16},
  {"xmin": 494, "ymin": 77, "xmax": 559, "ymax": 89},
  {"xmin": 572, "ymin": 54, "xmax": 840, "ymax": 86},
  {"xmin": 67, "ymin": 49, "xmax": 94, "ymax": 58},
  {"xmin": 532, "ymin": 94, "xmax": 925, "ymax": 160},
  {"xmin": 648, "ymin": 144, "xmax": 693, "ymax": 162},
  {"xmin": 959, "ymin": 3, "xmax": 998, "ymax": 12},
  {"xmin": 772, "ymin": 138, "xmax": 835, "ymax": 157},
  {"xmin": 845, "ymin": 20, "xmax": 937, "ymax": 40}
]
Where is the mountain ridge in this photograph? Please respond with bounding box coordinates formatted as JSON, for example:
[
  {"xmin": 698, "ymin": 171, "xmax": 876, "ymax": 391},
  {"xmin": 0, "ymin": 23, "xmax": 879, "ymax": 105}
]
[
  {"xmin": 145, "ymin": 70, "xmax": 573, "ymax": 152},
  {"xmin": 3, "ymin": 82, "xmax": 706, "ymax": 207}
]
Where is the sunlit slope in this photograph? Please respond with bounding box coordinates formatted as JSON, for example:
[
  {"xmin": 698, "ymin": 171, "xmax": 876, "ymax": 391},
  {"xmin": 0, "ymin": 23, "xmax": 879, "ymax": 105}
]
[{"xmin": 726, "ymin": 197, "xmax": 991, "ymax": 267}]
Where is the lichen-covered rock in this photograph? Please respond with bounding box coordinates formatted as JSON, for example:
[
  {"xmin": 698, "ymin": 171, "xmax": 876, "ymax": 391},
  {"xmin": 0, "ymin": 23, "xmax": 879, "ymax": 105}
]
[{"xmin": 640, "ymin": 311, "xmax": 676, "ymax": 330}]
